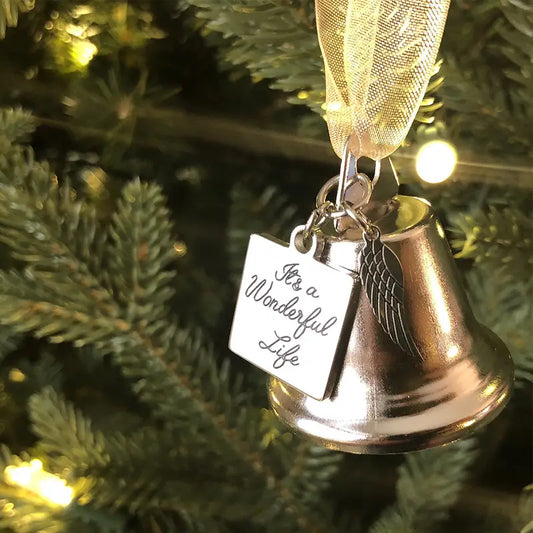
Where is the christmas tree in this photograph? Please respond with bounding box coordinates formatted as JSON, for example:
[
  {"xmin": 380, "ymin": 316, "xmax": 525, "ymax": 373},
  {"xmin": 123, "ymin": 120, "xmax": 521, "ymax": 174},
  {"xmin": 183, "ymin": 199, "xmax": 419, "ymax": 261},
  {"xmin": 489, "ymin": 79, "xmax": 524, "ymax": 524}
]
[{"xmin": 0, "ymin": 1, "xmax": 531, "ymax": 531}]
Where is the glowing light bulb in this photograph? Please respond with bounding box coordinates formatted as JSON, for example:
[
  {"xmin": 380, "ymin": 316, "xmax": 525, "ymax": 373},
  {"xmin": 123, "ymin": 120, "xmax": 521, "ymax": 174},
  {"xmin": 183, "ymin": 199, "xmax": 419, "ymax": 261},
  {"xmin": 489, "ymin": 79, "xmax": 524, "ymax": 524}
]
[
  {"xmin": 65, "ymin": 23, "xmax": 85, "ymax": 38},
  {"xmin": 30, "ymin": 459, "xmax": 43, "ymax": 470},
  {"xmin": 4, "ymin": 459, "xmax": 73, "ymax": 507},
  {"xmin": 416, "ymin": 140, "xmax": 457, "ymax": 183},
  {"xmin": 8, "ymin": 368, "xmax": 26, "ymax": 382},
  {"xmin": 5, "ymin": 465, "xmax": 32, "ymax": 486},
  {"xmin": 173, "ymin": 241, "xmax": 187, "ymax": 257},
  {"xmin": 71, "ymin": 40, "xmax": 98, "ymax": 67},
  {"xmin": 38, "ymin": 478, "xmax": 74, "ymax": 506}
]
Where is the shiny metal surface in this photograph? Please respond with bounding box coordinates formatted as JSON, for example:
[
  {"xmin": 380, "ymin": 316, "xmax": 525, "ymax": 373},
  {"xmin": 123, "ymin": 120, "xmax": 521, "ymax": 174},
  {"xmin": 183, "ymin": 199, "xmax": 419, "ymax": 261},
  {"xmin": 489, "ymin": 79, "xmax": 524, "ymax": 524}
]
[{"xmin": 268, "ymin": 195, "xmax": 514, "ymax": 454}]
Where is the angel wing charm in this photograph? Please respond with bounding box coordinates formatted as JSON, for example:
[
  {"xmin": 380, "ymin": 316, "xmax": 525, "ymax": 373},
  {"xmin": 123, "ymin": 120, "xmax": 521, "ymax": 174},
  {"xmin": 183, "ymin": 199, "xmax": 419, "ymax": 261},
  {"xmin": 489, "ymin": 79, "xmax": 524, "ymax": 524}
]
[{"xmin": 359, "ymin": 232, "xmax": 419, "ymax": 357}]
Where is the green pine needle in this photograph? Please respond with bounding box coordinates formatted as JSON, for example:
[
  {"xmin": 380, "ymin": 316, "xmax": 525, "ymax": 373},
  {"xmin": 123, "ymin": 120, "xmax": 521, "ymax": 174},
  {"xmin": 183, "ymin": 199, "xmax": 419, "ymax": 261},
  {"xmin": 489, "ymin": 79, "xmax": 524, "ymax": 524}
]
[
  {"xmin": 516, "ymin": 483, "xmax": 533, "ymax": 533},
  {"xmin": 28, "ymin": 387, "xmax": 256, "ymax": 522},
  {"xmin": 227, "ymin": 182, "xmax": 299, "ymax": 284},
  {"xmin": 0, "ymin": 123, "xmax": 336, "ymax": 531},
  {"xmin": 0, "ymin": 107, "xmax": 35, "ymax": 143},
  {"xmin": 0, "ymin": 0, "xmax": 35, "ymax": 39},
  {"xmin": 450, "ymin": 205, "xmax": 532, "ymax": 279},
  {"xmin": 185, "ymin": 0, "xmax": 324, "ymax": 109},
  {"xmin": 466, "ymin": 267, "xmax": 532, "ymax": 385},
  {"xmin": 107, "ymin": 180, "xmax": 177, "ymax": 325},
  {"xmin": 369, "ymin": 438, "xmax": 477, "ymax": 533},
  {"xmin": 0, "ymin": 325, "xmax": 20, "ymax": 363}
]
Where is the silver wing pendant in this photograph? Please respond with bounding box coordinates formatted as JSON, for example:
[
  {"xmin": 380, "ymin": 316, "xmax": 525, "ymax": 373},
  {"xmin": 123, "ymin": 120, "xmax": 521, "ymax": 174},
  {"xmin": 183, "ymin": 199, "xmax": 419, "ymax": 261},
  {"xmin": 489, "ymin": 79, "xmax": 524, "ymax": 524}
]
[{"xmin": 359, "ymin": 233, "xmax": 419, "ymax": 357}]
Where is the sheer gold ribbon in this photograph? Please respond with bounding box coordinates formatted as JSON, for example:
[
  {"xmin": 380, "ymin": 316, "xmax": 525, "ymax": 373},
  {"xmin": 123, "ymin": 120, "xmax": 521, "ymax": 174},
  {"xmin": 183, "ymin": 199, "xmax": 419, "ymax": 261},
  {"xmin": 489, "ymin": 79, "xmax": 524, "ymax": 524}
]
[{"xmin": 316, "ymin": 0, "xmax": 450, "ymax": 159}]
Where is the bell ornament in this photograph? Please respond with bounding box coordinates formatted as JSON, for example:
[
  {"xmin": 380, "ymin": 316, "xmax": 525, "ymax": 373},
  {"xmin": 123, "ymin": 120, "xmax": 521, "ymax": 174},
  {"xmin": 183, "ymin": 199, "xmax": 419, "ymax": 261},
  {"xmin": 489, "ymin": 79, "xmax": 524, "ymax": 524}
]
[{"xmin": 268, "ymin": 195, "xmax": 513, "ymax": 454}]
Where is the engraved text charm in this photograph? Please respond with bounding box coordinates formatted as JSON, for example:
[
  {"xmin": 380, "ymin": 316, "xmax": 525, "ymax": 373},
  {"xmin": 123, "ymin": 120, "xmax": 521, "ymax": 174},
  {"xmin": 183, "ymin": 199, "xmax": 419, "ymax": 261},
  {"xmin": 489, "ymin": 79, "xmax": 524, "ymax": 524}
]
[{"xmin": 229, "ymin": 231, "xmax": 354, "ymax": 400}]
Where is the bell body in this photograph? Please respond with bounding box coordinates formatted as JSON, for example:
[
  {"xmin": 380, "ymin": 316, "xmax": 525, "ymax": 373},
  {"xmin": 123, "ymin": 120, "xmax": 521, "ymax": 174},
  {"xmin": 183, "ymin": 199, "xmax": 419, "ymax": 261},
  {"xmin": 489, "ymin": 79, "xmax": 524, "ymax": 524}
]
[{"xmin": 268, "ymin": 195, "xmax": 513, "ymax": 454}]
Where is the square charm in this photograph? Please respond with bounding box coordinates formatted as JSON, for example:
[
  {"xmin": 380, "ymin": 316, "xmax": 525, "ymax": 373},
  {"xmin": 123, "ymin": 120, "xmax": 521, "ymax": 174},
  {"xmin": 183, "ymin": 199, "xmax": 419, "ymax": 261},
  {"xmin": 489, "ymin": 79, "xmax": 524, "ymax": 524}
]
[{"xmin": 229, "ymin": 233, "xmax": 354, "ymax": 400}]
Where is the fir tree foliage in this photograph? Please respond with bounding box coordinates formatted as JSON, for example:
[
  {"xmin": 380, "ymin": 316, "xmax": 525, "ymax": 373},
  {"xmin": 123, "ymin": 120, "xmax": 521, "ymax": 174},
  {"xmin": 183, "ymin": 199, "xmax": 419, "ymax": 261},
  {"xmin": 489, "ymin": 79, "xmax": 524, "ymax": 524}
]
[
  {"xmin": 0, "ymin": 444, "xmax": 125, "ymax": 532},
  {"xmin": 187, "ymin": 0, "xmax": 533, "ymax": 156},
  {"xmin": 0, "ymin": 110, "xmax": 341, "ymax": 531},
  {"xmin": 439, "ymin": 0, "xmax": 533, "ymax": 155},
  {"xmin": 0, "ymin": 0, "xmax": 34, "ymax": 39},
  {"xmin": 227, "ymin": 181, "xmax": 299, "ymax": 284},
  {"xmin": 0, "ymin": 0, "xmax": 529, "ymax": 528},
  {"xmin": 0, "ymin": 107, "xmax": 34, "ymax": 142},
  {"xmin": 516, "ymin": 483, "xmax": 533, "ymax": 533},
  {"xmin": 185, "ymin": 0, "xmax": 324, "ymax": 110},
  {"xmin": 27, "ymin": 387, "xmax": 242, "ymax": 521},
  {"xmin": 466, "ymin": 267, "xmax": 532, "ymax": 385},
  {"xmin": 0, "ymin": 326, "xmax": 20, "ymax": 363},
  {"xmin": 369, "ymin": 438, "xmax": 477, "ymax": 533},
  {"xmin": 450, "ymin": 204, "xmax": 532, "ymax": 279}
]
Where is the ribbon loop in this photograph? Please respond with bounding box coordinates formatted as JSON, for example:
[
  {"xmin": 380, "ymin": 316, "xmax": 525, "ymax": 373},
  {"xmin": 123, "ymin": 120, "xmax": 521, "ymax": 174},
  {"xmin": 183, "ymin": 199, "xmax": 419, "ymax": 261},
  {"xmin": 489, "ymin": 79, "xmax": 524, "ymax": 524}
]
[{"xmin": 316, "ymin": 0, "xmax": 450, "ymax": 159}]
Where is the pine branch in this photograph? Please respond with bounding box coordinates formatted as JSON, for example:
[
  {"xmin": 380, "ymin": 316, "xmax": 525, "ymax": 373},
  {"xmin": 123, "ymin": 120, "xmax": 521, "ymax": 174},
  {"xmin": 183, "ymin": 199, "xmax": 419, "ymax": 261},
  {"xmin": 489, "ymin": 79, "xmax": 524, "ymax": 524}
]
[
  {"xmin": 28, "ymin": 388, "xmax": 262, "ymax": 523},
  {"xmin": 18, "ymin": 352, "xmax": 63, "ymax": 390},
  {"xmin": 449, "ymin": 204, "xmax": 532, "ymax": 280},
  {"xmin": 260, "ymin": 410, "xmax": 342, "ymax": 519},
  {"xmin": 440, "ymin": 2, "xmax": 533, "ymax": 154},
  {"xmin": 369, "ymin": 438, "xmax": 477, "ymax": 533},
  {"xmin": 498, "ymin": 0, "xmax": 533, "ymax": 94},
  {"xmin": 183, "ymin": 0, "xmax": 533, "ymax": 157},
  {"xmin": 64, "ymin": 69, "xmax": 173, "ymax": 164},
  {"xmin": 185, "ymin": 0, "xmax": 324, "ymax": 110},
  {"xmin": 466, "ymin": 267, "xmax": 532, "ymax": 385},
  {"xmin": 0, "ymin": 107, "xmax": 35, "ymax": 143},
  {"xmin": 0, "ymin": 325, "xmax": 20, "ymax": 363},
  {"xmin": 516, "ymin": 483, "xmax": 533, "ymax": 533},
  {"xmin": 228, "ymin": 182, "xmax": 299, "ymax": 284},
  {"xmin": 441, "ymin": 60, "xmax": 533, "ymax": 155},
  {"xmin": 280, "ymin": 440, "xmax": 342, "ymax": 510},
  {"xmin": 186, "ymin": 0, "xmax": 448, "ymax": 121},
  {"xmin": 0, "ymin": 444, "xmax": 124, "ymax": 532},
  {"xmin": 107, "ymin": 180, "xmax": 176, "ymax": 325},
  {"xmin": 0, "ymin": 0, "xmax": 34, "ymax": 39},
  {"xmin": 0, "ymin": 128, "xmax": 334, "ymax": 531}
]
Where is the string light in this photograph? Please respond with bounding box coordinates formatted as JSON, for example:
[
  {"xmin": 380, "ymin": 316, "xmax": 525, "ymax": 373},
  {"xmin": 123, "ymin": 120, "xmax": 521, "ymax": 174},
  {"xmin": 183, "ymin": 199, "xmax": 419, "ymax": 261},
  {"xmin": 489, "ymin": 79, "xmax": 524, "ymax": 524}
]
[
  {"xmin": 416, "ymin": 140, "xmax": 457, "ymax": 183},
  {"xmin": 8, "ymin": 368, "xmax": 26, "ymax": 382},
  {"xmin": 71, "ymin": 40, "xmax": 98, "ymax": 67},
  {"xmin": 173, "ymin": 241, "xmax": 188, "ymax": 257},
  {"xmin": 4, "ymin": 459, "xmax": 73, "ymax": 506}
]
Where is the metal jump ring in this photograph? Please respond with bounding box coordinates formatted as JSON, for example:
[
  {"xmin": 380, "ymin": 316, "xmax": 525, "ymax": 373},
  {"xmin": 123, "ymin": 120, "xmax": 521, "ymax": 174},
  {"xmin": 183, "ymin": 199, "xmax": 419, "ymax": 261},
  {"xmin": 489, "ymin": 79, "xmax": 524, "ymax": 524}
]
[
  {"xmin": 342, "ymin": 201, "xmax": 380, "ymax": 239},
  {"xmin": 303, "ymin": 210, "xmax": 320, "ymax": 237},
  {"xmin": 316, "ymin": 173, "xmax": 372, "ymax": 213},
  {"xmin": 309, "ymin": 138, "xmax": 385, "ymax": 234},
  {"xmin": 316, "ymin": 176, "xmax": 343, "ymax": 210}
]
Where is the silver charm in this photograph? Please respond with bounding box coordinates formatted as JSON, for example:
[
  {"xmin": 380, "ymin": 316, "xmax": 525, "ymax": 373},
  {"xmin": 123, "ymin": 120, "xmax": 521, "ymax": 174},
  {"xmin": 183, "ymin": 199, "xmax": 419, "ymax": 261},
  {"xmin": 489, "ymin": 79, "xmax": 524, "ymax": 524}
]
[
  {"xmin": 229, "ymin": 226, "xmax": 354, "ymax": 400},
  {"xmin": 359, "ymin": 230, "xmax": 419, "ymax": 357}
]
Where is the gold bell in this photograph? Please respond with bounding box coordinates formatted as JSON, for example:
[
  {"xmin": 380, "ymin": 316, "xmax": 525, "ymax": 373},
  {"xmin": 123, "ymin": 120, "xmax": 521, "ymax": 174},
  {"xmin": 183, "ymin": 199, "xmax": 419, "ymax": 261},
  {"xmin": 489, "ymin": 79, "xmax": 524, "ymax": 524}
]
[{"xmin": 268, "ymin": 168, "xmax": 513, "ymax": 454}]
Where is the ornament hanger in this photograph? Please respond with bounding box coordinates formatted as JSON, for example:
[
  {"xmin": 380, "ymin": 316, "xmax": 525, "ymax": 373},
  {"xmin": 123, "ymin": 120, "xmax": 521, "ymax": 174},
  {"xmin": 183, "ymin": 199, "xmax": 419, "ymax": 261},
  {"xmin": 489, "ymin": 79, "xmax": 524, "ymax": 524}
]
[{"xmin": 298, "ymin": 138, "xmax": 382, "ymax": 246}]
